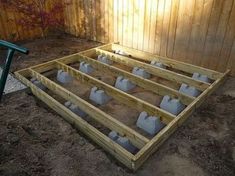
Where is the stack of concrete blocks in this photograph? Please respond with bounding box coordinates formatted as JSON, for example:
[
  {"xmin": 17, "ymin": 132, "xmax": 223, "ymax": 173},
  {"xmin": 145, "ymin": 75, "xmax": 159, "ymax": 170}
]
[
  {"xmin": 79, "ymin": 61, "xmax": 94, "ymax": 74},
  {"xmin": 150, "ymin": 60, "xmax": 166, "ymax": 69},
  {"xmin": 108, "ymin": 131, "xmax": 136, "ymax": 153},
  {"xmin": 136, "ymin": 111, "xmax": 164, "ymax": 135},
  {"xmin": 114, "ymin": 76, "xmax": 136, "ymax": 92},
  {"xmin": 179, "ymin": 72, "xmax": 210, "ymax": 97},
  {"xmin": 30, "ymin": 78, "xmax": 46, "ymax": 90},
  {"xmin": 64, "ymin": 101, "xmax": 87, "ymax": 118},
  {"xmin": 89, "ymin": 87, "xmax": 111, "ymax": 105},
  {"xmin": 132, "ymin": 67, "xmax": 151, "ymax": 79},
  {"xmin": 192, "ymin": 72, "xmax": 210, "ymax": 83},
  {"xmin": 160, "ymin": 95, "xmax": 185, "ymax": 115},
  {"xmin": 97, "ymin": 54, "xmax": 113, "ymax": 65},
  {"xmin": 57, "ymin": 70, "xmax": 73, "ymax": 84}
]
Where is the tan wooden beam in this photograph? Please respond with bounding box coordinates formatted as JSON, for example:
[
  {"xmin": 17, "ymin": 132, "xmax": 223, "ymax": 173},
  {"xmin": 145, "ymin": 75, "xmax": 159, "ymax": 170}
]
[
  {"xmin": 95, "ymin": 48, "xmax": 210, "ymax": 91},
  {"xmin": 28, "ymin": 68, "xmax": 149, "ymax": 149},
  {"xmin": 111, "ymin": 44, "xmax": 223, "ymax": 80},
  {"xmin": 14, "ymin": 70, "xmax": 135, "ymax": 169},
  {"xmin": 132, "ymin": 69, "xmax": 230, "ymax": 170},
  {"xmin": 67, "ymin": 54, "xmax": 195, "ymax": 105},
  {"xmin": 56, "ymin": 61, "xmax": 176, "ymax": 124}
]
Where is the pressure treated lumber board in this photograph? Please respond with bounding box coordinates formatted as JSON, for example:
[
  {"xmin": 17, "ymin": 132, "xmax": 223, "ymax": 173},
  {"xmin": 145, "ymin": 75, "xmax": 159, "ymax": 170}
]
[{"xmin": 14, "ymin": 43, "xmax": 229, "ymax": 171}]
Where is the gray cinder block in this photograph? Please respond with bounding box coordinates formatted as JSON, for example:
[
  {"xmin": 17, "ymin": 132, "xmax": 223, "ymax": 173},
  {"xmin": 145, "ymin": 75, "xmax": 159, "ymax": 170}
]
[
  {"xmin": 136, "ymin": 111, "xmax": 164, "ymax": 135},
  {"xmin": 64, "ymin": 101, "xmax": 87, "ymax": 118},
  {"xmin": 79, "ymin": 61, "xmax": 94, "ymax": 74},
  {"xmin": 57, "ymin": 70, "xmax": 73, "ymax": 84},
  {"xmin": 97, "ymin": 54, "xmax": 113, "ymax": 65},
  {"xmin": 132, "ymin": 67, "xmax": 151, "ymax": 79},
  {"xmin": 108, "ymin": 131, "xmax": 136, "ymax": 153},
  {"xmin": 160, "ymin": 95, "xmax": 185, "ymax": 115},
  {"xmin": 179, "ymin": 83, "xmax": 201, "ymax": 97},
  {"xmin": 30, "ymin": 78, "xmax": 46, "ymax": 90},
  {"xmin": 192, "ymin": 72, "xmax": 210, "ymax": 83},
  {"xmin": 150, "ymin": 60, "xmax": 166, "ymax": 69},
  {"xmin": 89, "ymin": 86, "xmax": 111, "ymax": 105},
  {"xmin": 114, "ymin": 76, "xmax": 136, "ymax": 92}
]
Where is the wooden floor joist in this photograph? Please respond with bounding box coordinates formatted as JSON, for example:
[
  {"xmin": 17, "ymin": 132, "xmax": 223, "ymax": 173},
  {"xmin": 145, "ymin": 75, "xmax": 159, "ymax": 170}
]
[
  {"xmin": 111, "ymin": 44, "xmax": 223, "ymax": 80},
  {"xmin": 95, "ymin": 48, "xmax": 211, "ymax": 91},
  {"xmin": 14, "ymin": 43, "xmax": 229, "ymax": 171},
  {"xmin": 69, "ymin": 54, "xmax": 195, "ymax": 105}
]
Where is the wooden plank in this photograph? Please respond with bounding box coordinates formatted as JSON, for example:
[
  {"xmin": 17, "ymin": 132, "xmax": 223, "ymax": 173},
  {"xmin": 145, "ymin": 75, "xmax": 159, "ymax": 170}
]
[
  {"xmin": 28, "ymin": 68, "xmax": 149, "ymax": 149},
  {"xmin": 111, "ymin": 44, "xmax": 223, "ymax": 80},
  {"xmin": 108, "ymin": 0, "xmax": 114, "ymax": 42},
  {"xmin": 132, "ymin": 0, "xmax": 140, "ymax": 49},
  {"xmin": 148, "ymin": 0, "xmax": 158, "ymax": 53},
  {"xmin": 192, "ymin": 0, "xmax": 214, "ymax": 66},
  {"xmin": 154, "ymin": 0, "xmax": 165, "ymax": 55},
  {"xmin": 187, "ymin": 0, "xmax": 204, "ymax": 65},
  {"xmin": 166, "ymin": 0, "xmax": 180, "ymax": 58},
  {"xmin": 160, "ymin": 0, "xmax": 172, "ymax": 57},
  {"xmin": 56, "ymin": 61, "xmax": 176, "ymax": 124},
  {"xmin": 137, "ymin": 0, "xmax": 145, "ymax": 50},
  {"xmin": 14, "ymin": 70, "xmax": 135, "ymax": 170},
  {"xmin": 113, "ymin": 0, "xmax": 119, "ymax": 42},
  {"xmin": 133, "ymin": 69, "xmax": 230, "ymax": 170},
  {"xmin": 143, "ymin": 0, "xmax": 152, "ymax": 52},
  {"xmin": 201, "ymin": 0, "xmax": 224, "ymax": 69},
  {"xmin": 96, "ymin": 48, "xmax": 211, "ymax": 91},
  {"xmin": 75, "ymin": 54, "xmax": 194, "ymax": 105},
  {"xmin": 208, "ymin": 0, "xmax": 234, "ymax": 70}
]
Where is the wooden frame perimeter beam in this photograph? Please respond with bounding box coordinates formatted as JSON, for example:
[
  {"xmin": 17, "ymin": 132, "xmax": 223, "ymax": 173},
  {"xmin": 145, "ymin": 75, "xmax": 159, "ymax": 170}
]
[
  {"xmin": 14, "ymin": 70, "xmax": 135, "ymax": 169},
  {"xmin": 132, "ymin": 70, "xmax": 230, "ymax": 170}
]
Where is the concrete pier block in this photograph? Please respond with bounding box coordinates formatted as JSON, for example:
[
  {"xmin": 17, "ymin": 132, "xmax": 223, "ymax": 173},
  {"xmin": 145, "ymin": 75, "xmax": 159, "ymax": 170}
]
[
  {"xmin": 136, "ymin": 111, "xmax": 164, "ymax": 135},
  {"xmin": 160, "ymin": 95, "xmax": 185, "ymax": 115},
  {"xmin": 89, "ymin": 86, "xmax": 111, "ymax": 105},
  {"xmin": 64, "ymin": 101, "xmax": 87, "ymax": 118},
  {"xmin": 114, "ymin": 50, "xmax": 131, "ymax": 57},
  {"xmin": 192, "ymin": 72, "xmax": 210, "ymax": 83},
  {"xmin": 132, "ymin": 67, "xmax": 151, "ymax": 79},
  {"xmin": 114, "ymin": 76, "xmax": 136, "ymax": 92},
  {"xmin": 179, "ymin": 83, "xmax": 201, "ymax": 97},
  {"xmin": 79, "ymin": 61, "xmax": 94, "ymax": 74},
  {"xmin": 150, "ymin": 60, "xmax": 166, "ymax": 69},
  {"xmin": 30, "ymin": 78, "xmax": 46, "ymax": 90},
  {"xmin": 108, "ymin": 131, "xmax": 136, "ymax": 153},
  {"xmin": 56, "ymin": 70, "xmax": 73, "ymax": 84},
  {"xmin": 97, "ymin": 54, "xmax": 113, "ymax": 65}
]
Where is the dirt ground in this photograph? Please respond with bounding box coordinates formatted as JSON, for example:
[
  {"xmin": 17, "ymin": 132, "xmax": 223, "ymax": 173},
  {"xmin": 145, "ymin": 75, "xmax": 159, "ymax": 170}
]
[{"xmin": 0, "ymin": 33, "xmax": 235, "ymax": 176}]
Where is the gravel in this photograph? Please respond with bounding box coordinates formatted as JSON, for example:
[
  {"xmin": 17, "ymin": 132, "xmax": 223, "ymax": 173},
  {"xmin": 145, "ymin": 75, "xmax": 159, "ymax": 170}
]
[{"xmin": 0, "ymin": 67, "xmax": 26, "ymax": 94}]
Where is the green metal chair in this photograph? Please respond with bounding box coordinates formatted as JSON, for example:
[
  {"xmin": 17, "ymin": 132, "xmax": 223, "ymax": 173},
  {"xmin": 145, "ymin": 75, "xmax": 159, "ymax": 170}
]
[{"xmin": 0, "ymin": 40, "xmax": 29, "ymax": 101}]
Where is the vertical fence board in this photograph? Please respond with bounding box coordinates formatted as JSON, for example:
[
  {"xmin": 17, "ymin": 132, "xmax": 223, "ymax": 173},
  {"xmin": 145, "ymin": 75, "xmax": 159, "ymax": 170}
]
[{"xmin": 1, "ymin": 0, "xmax": 235, "ymax": 75}]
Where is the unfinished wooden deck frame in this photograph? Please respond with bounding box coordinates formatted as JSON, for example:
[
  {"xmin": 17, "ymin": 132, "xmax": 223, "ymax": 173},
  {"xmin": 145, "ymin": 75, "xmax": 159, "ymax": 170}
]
[{"xmin": 15, "ymin": 43, "xmax": 229, "ymax": 171}]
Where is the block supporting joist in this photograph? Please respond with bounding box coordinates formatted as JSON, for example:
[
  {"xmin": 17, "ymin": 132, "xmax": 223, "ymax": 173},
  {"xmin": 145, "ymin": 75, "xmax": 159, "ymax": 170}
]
[
  {"xmin": 111, "ymin": 44, "xmax": 223, "ymax": 80},
  {"xmin": 72, "ymin": 54, "xmax": 195, "ymax": 106},
  {"xmin": 14, "ymin": 43, "xmax": 229, "ymax": 171},
  {"xmin": 56, "ymin": 61, "xmax": 175, "ymax": 124},
  {"xmin": 95, "ymin": 48, "xmax": 210, "ymax": 91}
]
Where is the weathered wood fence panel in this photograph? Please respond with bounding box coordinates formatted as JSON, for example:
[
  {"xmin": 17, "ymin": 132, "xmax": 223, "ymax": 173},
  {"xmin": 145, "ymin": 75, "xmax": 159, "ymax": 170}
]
[
  {"xmin": 0, "ymin": 0, "xmax": 234, "ymax": 75},
  {"xmin": 63, "ymin": 0, "xmax": 235, "ymax": 75}
]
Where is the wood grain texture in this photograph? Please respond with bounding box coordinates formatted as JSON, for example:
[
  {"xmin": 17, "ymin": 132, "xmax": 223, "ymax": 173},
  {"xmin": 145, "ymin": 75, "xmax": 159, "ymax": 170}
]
[
  {"xmin": 1, "ymin": 0, "xmax": 234, "ymax": 75},
  {"xmin": 62, "ymin": 0, "xmax": 235, "ymax": 76}
]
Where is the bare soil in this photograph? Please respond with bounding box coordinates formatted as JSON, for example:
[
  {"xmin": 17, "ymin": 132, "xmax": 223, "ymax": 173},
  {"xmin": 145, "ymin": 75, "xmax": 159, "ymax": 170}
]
[{"xmin": 0, "ymin": 33, "xmax": 235, "ymax": 176}]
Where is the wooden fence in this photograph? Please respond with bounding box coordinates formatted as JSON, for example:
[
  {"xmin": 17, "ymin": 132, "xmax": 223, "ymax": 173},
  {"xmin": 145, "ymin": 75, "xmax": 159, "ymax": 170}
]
[{"xmin": 1, "ymin": 0, "xmax": 235, "ymax": 75}]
